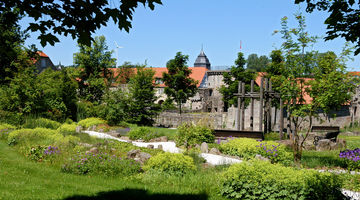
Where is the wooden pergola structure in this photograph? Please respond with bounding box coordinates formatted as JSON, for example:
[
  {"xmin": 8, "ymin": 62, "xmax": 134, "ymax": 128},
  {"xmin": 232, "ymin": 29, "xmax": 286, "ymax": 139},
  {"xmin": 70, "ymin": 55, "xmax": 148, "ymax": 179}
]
[{"xmin": 234, "ymin": 78, "xmax": 284, "ymax": 137}]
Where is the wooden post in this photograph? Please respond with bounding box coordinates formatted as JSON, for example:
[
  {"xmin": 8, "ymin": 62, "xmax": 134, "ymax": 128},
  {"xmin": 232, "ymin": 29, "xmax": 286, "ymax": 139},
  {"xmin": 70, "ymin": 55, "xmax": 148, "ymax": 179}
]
[
  {"xmin": 287, "ymin": 105, "xmax": 291, "ymax": 140},
  {"xmin": 268, "ymin": 80, "xmax": 272, "ymax": 132},
  {"xmin": 250, "ymin": 80, "xmax": 254, "ymax": 131},
  {"xmin": 237, "ymin": 81, "xmax": 242, "ymax": 131},
  {"xmin": 259, "ymin": 78, "xmax": 264, "ymax": 132},
  {"xmin": 279, "ymin": 98, "xmax": 284, "ymax": 140},
  {"xmin": 264, "ymin": 78, "xmax": 269, "ymax": 134},
  {"xmin": 241, "ymin": 82, "xmax": 245, "ymax": 130}
]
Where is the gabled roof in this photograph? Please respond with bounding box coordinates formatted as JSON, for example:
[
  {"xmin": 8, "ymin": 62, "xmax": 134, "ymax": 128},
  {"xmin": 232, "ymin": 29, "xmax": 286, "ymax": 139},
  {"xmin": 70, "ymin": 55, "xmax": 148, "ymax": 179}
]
[
  {"xmin": 37, "ymin": 51, "xmax": 49, "ymax": 58},
  {"xmin": 255, "ymin": 72, "xmax": 312, "ymax": 104},
  {"xmin": 108, "ymin": 66, "xmax": 208, "ymax": 88}
]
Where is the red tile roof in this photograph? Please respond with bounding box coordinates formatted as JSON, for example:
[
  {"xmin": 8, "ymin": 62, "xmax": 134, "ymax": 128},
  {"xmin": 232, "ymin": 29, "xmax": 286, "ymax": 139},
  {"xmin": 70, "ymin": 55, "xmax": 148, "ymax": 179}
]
[
  {"xmin": 37, "ymin": 51, "xmax": 49, "ymax": 58},
  {"xmin": 109, "ymin": 67, "xmax": 208, "ymax": 87}
]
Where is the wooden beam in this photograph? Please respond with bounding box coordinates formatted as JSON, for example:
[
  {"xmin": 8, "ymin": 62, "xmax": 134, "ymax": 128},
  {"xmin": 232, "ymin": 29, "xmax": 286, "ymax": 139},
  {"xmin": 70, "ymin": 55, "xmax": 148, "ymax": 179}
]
[
  {"xmin": 237, "ymin": 81, "xmax": 242, "ymax": 131},
  {"xmin": 250, "ymin": 80, "xmax": 254, "ymax": 131},
  {"xmin": 259, "ymin": 78, "xmax": 264, "ymax": 132},
  {"xmin": 279, "ymin": 97, "xmax": 284, "ymax": 140},
  {"xmin": 241, "ymin": 82, "xmax": 245, "ymax": 130}
]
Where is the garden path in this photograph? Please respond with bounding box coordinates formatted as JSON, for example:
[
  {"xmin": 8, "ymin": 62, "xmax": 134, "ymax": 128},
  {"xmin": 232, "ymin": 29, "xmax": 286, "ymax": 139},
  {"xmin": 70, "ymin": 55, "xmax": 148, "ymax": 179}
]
[{"xmin": 84, "ymin": 131, "xmax": 242, "ymax": 165}]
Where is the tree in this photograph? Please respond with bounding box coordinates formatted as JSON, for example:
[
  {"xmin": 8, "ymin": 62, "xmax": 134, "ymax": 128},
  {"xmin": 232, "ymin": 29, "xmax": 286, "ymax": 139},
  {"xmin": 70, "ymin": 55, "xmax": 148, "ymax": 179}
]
[
  {"xmin": 246, "ymin": 54, "xmax": 270, "ymax": 72},
  {"xmin": 162, "ymin": 52, "xmax": 198, "ymax": 114},
  {"xmin": 127, "ymin": 66, "xmax": 160, "ymax": 125},
  {"xmin": 219, "ymin": 52, "xmax": 256, "ymax": 109},
  {"xmin": 74, "ymin": 35, "xmax": 116, "ymax": 103},
  {"xmin": 0, "ymin": 8, "xmax": 33, "ymax": 85},
  {"xmin": 271, "ymin": 13, "xmax": 355, "ymax": 164},
  {"xmin": 0, "ymin": 0, "xmax": 162, "ymax": 46},
  {"xmin": 295, "ymin": 0, "xmax": 360, "ymax": 55}
]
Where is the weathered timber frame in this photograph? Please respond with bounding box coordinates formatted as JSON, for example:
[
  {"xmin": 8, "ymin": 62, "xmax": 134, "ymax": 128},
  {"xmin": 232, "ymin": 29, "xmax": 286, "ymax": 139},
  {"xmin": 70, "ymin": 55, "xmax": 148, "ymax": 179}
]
[{"xmin": 234, "ymin": 78, "xmax": 284, "ymax": 138}]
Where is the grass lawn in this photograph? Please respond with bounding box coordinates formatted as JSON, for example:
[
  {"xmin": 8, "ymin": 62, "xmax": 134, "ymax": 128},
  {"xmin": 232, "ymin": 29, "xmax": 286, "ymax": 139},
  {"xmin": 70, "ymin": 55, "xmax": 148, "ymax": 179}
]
[{"xmin": 0, "ymin": 140, "xmax": 226, "ymax": 200}]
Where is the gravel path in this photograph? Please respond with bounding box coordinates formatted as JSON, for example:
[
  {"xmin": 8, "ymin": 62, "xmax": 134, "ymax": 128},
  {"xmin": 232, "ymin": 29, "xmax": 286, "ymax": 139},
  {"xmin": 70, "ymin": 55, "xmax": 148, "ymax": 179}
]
[{"xmin": 84, "ymin": 130, "xmax": 242, "ymax": 165}]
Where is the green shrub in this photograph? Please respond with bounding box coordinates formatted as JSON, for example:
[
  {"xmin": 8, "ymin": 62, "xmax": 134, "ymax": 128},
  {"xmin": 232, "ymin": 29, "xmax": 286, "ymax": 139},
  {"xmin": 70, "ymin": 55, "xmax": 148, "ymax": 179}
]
[
  {"xmin": 62, "ymin": 151, "xmax": 141, "ymax": 176},
  {"xmin": 176, "ymin": 123, "xmax": 215, "ymax": 148},
  {"xmin": 78, "ymin": 117, "xmax": 106, "ymax": 129},
  {"xmin": 128, "ymin": 127, "xmax": 162, "ymax": 142},
  {"xmin": 219, "ymin": 138, "xmax": 292, "ymax": 165},
  {"xmin": 0, "ymin": 123, "xmax": 16, "ymax": 140},
  {"xmin": 22, "ymin": 118, "xmax": 61, "ymax": 130},
  {"xmin": 57, "ymin": 124, "xmax": 77, "ymax": 135},
  {"xmin": 0, "ymin": 110, "xmax": 23, "ymax": 125},
  {"xmin": 221, "ymin": 160, "xmax": 343, "ymax": 200},
  {"xmin": 7, "ymin": 128, "xmax": 79, "ymax": 149},
  {"xmin": 143, "ymin": 152, "xmax": 196, "ymax": 175},
  {"xmin": 264, "ymin": 132, "xmax": 280, "ymax": 141}
]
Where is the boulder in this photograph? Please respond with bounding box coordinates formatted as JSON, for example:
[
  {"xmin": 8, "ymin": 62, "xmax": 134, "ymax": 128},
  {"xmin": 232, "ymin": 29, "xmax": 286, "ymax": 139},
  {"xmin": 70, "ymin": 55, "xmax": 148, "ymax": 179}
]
[
  {"xmin": 127, "ymin": 149, "xmax": 151, "ymax": 164},
  {"xmin": 98, "ymin": 128, "xmax": 104, "ymax": 133},
  {"xmin": 159, "ymin": 136, "xmax": 168, "ymax": 142},
  {"xmin": 336, "ymin": 139, "xmax": 347, "ymax": 149},
  {"xmin": 76, "ymin": 126, "xmax": 82, "ymax": 133},
  {"xmin": 157, "ymin": 144, "xmax": 163, "ymax": 150},
  {"xmin": 255, "ymin": 154, "xmax": 270, "ymax": 162},
  {"xmin": 127, "ymin": 149, "xmax": 141, "ymax": 159},
  {"xmin": 209, "ymin": 148, "xmax": 221, "ymax": 155},
  {"xmin": 200, "ymin": 142, "xmax": 209, "ymax": 153},
  {"xmin": 316, "ymin": 139, "xmax": 332, "ymax": 151},
  {"xmin": 89, "ymin": 147, "xmax": 99, "ymax": 154},
  {"xmin": 78, "ymin": 142, "xmax": 93, "ymax": 148},
  {"xmin": 147, "ymin": 144, "xmax": 154, "ymax": 149}
]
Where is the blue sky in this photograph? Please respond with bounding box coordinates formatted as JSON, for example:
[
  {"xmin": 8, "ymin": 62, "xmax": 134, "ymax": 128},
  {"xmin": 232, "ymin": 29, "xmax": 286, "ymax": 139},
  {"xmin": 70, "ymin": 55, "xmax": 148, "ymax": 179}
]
[{"xmin": 21, "ymin": 0, "xmax": 359, "ymax": 71}]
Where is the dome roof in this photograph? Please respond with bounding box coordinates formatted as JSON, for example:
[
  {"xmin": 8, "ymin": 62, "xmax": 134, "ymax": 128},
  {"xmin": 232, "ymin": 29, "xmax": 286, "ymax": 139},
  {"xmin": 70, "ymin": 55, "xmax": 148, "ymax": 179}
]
[{"xmin": 194, "ymin": 49, "xmax": 211, "ymax": 69}]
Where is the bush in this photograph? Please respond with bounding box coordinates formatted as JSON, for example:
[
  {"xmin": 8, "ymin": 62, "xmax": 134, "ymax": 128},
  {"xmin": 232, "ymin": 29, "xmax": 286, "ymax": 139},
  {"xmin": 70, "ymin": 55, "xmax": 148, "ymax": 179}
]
[
  {"xmin": 264, "ymin": 132, "xmax": 280, "ymax": 141},
  {"xmin": 62, "ymin": 151, "xmax": 141, "ymax": 176},
  {"xmin": 22, "ymin": 118, "xmax": 61, "ymax": 130},
  {"xmin": 221, "ymin": 160, "xmax": 344, "ymax": 200},
  {"xmin": 0, "ymin": 123, "xmax": 16, "ymax": 140},
  {"xmin": 57, "ymin": 124, "xmax": 77, "ymax": 135},
  {"xmin": 219, "ymin": 138, "xmax": 292, "ymax": 165},
  {"xmin": 7, "ymin": 128, "xmax": 79, "ymax": 149},
  {"xmin": 128, "ymin": 127, "xmax": 162, "ymax": 142},
  {"xmin": 176, "ymin": 123, "xmax": 215, "ymax": 148},
  {"xmin": 78, "ymin": 117, "xmax": 106, "ymax": 129},
  {"xmin": 0, "ymin": 110, "xmax": 23, "ymax": 125},
  {"xmin": 143, "ymin": 152, "xmax": 196, "ymax": 175}
]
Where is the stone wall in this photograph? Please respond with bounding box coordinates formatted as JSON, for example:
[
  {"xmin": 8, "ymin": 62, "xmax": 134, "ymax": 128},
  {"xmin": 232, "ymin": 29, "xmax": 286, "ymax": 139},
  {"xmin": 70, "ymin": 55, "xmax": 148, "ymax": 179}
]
[{"xmin": 155, "ymin": 103, "xmax": 353, "ymax": 130}]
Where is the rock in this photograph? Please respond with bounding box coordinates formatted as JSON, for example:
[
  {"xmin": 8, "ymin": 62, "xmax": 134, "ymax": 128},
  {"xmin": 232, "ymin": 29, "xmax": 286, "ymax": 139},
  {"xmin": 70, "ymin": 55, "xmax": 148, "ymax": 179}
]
[
  {"xmin": 194, "ymin": 144, "xmax": 200, "ymax": 149},
  {"xmin": 76, "ymin": 126, "xmax": 82, "ymax": 133},
  {"xmin": 336, "ymin": 139, "xmax": 347, "ymax": 149},
  {"xmin": 137, "ymin": 139, "xmax": 145, "ymax": 143},
  {"xmin": 200, "ymin": 142, "xmax": 208, "ymax": 153},
  {"xmin": 110, "ymin": 148, "xmax": 116, "ymax": 153},
  {"xmin": 209, "ymin": 148, "xmax": 221, "ymax": 155},
  {"xmin": 147, "ymin": 144, "xmax": 154, "ymax": 149},
  {"xmin": 255, "ymin": 154, "xmax": 270, "ymax": 162},
  {"xmin": 127, "ymin": 149, "xmax": 141, "ymax": 159},
  {"xmin": 329, "ymin": 142, "xmax": 338, "ymax": 150},
  {"xmin": 149, "ymin": 136, "xmax": 168, "ymax": 142},
  {"xmin": 119, "ymin": 136, "xmax": 131, "ymax": 141},
  {"xmin": 316, "ymin": 139, "xmax": 331, "ymax": 151},
  {"xmin": 135, "ymin": 152, "xmax": 151, "ymax": 164},
  {"xmin": 127, "ymin": 149, "xmax": 151, "ymax": 164},
  {"xmin": 78, "ymin": 142, "xmax": 92, "ymax": 148},
  {"xmin": 157, "ymin": 144, "xmax": 163, "ymax": 150},
  {"xmin": 159, "ymin": 136, "xmax": 168, "ymax": 142},
  {"xmin": 89, "ymin": 147, "xmax": 99, "ymax": 154},
  {"xmin": 98, "ymin": 128, "xmax": 104, "ymax": 133}
]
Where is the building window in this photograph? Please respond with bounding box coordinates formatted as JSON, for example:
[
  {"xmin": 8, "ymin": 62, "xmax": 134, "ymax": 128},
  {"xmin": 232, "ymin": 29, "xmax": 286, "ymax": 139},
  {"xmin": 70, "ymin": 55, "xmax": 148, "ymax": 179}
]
[
  {"xmin": 41, "ymin": 59, "xmax": 46, "ymax": 68},
  {"xmin": 209, "ymin": 89, "xmax": 213, "ymax": 96},
  {"xmin": 155, "ymin": 78, "xmax": 163, "ymax": 85}
]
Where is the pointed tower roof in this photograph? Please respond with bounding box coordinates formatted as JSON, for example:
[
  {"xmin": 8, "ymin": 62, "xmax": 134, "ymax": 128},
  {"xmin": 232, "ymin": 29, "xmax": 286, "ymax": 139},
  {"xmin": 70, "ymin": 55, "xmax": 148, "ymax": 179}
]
[{"xmin": 194, "ymin": 48, "xmax": 211, "ymax": 70}]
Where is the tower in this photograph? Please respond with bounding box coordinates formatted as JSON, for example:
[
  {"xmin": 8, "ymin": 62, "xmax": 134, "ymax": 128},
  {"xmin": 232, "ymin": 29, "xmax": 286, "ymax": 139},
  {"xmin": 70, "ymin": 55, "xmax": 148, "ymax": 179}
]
[{"xmin": 194, "ymin": 48, "xmax": 211, "ymax": 70}]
